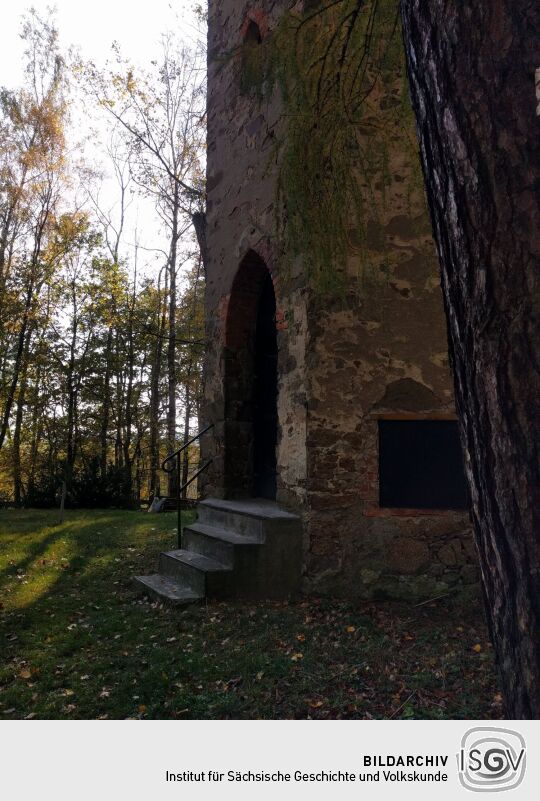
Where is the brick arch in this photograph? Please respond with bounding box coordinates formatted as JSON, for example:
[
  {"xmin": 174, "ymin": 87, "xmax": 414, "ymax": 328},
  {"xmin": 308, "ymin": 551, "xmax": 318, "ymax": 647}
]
[
  {"xmin": 223, "ymin": 250, "xmax": 277, "ymax": 498},
  {"xmin": 240, "ymin": 9, "xmax": 269, "ymax": 41},
  {"xmin": 225, "ymin": 250, "xmax": 275, "ymax": 348}
]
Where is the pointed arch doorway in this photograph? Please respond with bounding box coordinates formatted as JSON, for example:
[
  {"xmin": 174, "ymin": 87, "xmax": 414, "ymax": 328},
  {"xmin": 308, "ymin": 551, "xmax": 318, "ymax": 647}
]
[{"xmin": 224, "ymin": 251, "xmax": 278, "ymax": 500}]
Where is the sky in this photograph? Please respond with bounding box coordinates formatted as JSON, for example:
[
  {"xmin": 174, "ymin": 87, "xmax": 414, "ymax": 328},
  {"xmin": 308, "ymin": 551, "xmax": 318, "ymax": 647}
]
[
  {"xmin": 0, "ymin": 1, "xmax": 203, "ymax": 83},
  {"xmin": 0, "ymin": 1, "xmax": 206, "ymax": 282}
]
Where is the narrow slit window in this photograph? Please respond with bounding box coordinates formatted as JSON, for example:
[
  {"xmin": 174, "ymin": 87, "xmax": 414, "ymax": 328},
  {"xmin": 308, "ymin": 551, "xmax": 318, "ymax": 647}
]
[{"xmin": 378, "ymin": 420, "xmax": 469, "ymax": 510}]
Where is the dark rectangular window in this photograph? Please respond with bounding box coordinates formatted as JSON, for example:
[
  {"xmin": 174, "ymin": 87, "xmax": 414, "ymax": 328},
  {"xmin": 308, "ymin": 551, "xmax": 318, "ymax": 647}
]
[{"xmin": 378, "ymin": 420, "xmax": 469, "ymax": 510}]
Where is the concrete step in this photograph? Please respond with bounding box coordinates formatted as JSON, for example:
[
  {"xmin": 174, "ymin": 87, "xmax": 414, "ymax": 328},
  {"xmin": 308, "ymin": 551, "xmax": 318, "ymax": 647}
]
[
  {"xmin": 183, "ymin": 522, "xmax": 261, "ymax": 566},
  {"xmin": 133, "ymin": 574, "xmax": 202, "ymax": 606},
  {"xmin": 158, "ymin": 549, "xmax": 233, "ymax": 596},
  {"xmin": 198, "ymin": 497, "xmax": 298, "ymax": 540}
]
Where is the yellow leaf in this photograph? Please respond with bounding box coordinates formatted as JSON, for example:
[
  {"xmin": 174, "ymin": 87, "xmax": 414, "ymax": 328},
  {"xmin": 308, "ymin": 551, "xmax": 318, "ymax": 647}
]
[
  {"xmin": 346, "ymin": 626, "xmax": 356, "ymax": 634},
  {"xmin": 291, "ymin": 653, "xmax": 304, "ymax": 662},
  {"xmin": 19, "ymin": 669, "xmax": 32, "ymax": 680},
  {"xmin": 473, "ymin": 644, "xmax": 482, "ymax": 653},
  {"xmin": 138, "ymin": 705, "xmax": 147, "ymax": 714}
]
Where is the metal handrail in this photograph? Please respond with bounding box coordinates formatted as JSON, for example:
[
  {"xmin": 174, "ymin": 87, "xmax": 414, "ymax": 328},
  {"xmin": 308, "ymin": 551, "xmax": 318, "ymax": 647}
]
[
  {"xmin": 162, "ymin": 423, "xmax": 214, "ymax": 475},
  {"xmin": 161, "ymin": 423, "xmax": 215, "ymax": 549}
]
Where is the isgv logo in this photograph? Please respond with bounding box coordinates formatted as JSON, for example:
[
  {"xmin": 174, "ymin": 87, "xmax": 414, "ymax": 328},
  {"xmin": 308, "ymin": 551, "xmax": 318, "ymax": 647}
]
[{"xmin": 458, "ymin": 727, "xmax": 526, "ymax": 793}]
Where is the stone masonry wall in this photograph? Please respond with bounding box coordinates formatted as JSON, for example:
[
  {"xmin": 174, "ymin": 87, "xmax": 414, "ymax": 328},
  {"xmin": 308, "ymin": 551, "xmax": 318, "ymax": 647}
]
[
  {"xmin": 204, "ymin": 0, "xmax": 308, "ymax": 511},
  {"xmin": 302, "ymin": 55, "xmax": 477, "ymax": 600}
]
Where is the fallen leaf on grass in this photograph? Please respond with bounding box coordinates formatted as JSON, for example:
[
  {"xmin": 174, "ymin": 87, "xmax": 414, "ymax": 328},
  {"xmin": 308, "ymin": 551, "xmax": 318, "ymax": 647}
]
[{"xmin": 291, "ymin": 653, "xmax": 304, "ymax": 662}]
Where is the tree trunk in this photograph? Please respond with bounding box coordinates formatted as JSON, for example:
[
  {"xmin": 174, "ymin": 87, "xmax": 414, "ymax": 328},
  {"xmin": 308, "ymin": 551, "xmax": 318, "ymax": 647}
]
[
  {"xmin": 27, "ymin": 362, "xmax": 43, "ymax": 498},
  {"xmin": 65, "ymin": 286, "xmax": 79, "ymax": 495},
  {"xmin": 192, "ymin": 211, "xmax": 207, "ymax": 274},
  {"xmin": 167, "ymin": 186, "xmax": 180, "ymax": 498},
  {"xmin": 181, "ymin": 379, "xmax": 191, "ymax": 498},
  {"xmin": 401, "ymin": 0, "xmax": 540, "ymax": 717},
  {"xmin": 0, "ymin": 286, "xmax": 33, "ymax": 452},
  {"xmin": 149, "ymin": 283, "xmax": 167, "ymax": 498},
  {"xmin": 122, "ymin": 293, "xmax": 136, "ymax": 505},
  {"xmin": 12, "ymin": 332, "xmax": 31, "ymax": 505},
  {"xmin": 114, "ymin": 330, "xmax": 124, "ymax": 470},
  {"xmin": 100, "ymin": 326, "xmax": 113, "ymax": 479}
]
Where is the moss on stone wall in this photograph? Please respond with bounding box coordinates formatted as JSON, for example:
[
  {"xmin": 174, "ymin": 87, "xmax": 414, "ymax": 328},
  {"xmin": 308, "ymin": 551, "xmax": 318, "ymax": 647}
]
[{"xmin": 239, "ymin": 0, "xmax": 421, "ymax": 295}]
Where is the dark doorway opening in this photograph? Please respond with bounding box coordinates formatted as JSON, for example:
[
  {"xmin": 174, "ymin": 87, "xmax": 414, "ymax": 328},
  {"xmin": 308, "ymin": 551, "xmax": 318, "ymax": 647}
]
[
  {"xmin": 378, "ymin": 419, "xmax": 469, "ymax": 510},
  {"xmin": 224, "ymin": 251, "xmax": 278, "ymax": 500},
  {"xmin": 244, "ymin": 19, "xmax": 262, "ymax": 45},
  {"xmin": 253, "ymin": 272, "xmax": 278, "ymax": 499}
]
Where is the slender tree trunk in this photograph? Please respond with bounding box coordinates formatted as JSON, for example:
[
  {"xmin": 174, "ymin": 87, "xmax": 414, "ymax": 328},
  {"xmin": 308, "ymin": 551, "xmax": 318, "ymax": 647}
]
[
  {"xmin": 192, "ymin": 211, "xmax": 207, "ymax": 274},
  {"xmin": 65, "ymin": 360, "xmax": 76, "ymax": 494},
  {"xmin": 0, "ymin": 191, "xmax": 49, "ymax": 452},
  {"xmin": 181, "ymin": 379, "xmax": 191, "ymax": 498},
  {"xmin": 0, "ymin": 159, "xmax": 31, "ymax": 325},
  {"xmin": 12, "ymin": 331, "xmax": 32, "ymax": 505},
  {"xmin": 401, "ymin": 0, "xmax": 540, "ymax": 717},
  {"xmin": 27, "ymin": 362, "xmax": 43, "ymax": 498},
  {"xmin": 167, "ymin": 186, "xmax": 180, "ymax": 497},
  {"xmin": 122, "ymin": 294, "xmax": 136, "ymax": 504},
  {"xmin": 114, "ymin": 330, "xmax": 124, "ymax": 470},
  {"xmin": 65, "ymin": 286, "xmax": 79, "ymax": 495},
  {"xmin": 149, "ymin": 283, "xmax": 167, "ymax": 498},
  {"xmin": 100, "ymin": 326, "xmax": 114, "ymax": 479},
  {"xmin": 0, "ymin": 284, "xmax": 33, "ymax": 452}
]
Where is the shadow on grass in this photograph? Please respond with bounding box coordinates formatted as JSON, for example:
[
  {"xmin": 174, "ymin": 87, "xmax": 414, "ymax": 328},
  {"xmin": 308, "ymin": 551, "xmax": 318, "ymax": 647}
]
[{"xmin": 0, "ymin": 512, "xmax": 119, "ymax": 586}]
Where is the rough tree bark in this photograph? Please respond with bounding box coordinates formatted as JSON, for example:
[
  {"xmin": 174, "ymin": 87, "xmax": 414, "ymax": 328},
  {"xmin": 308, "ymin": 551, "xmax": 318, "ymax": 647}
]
[{"xmin": 400, "ymin": 0, "xmax": 540, "ymax": 717}]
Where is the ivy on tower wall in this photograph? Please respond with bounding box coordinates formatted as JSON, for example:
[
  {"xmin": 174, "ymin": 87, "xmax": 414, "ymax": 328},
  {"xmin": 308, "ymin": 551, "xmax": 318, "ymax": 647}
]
[{"xmin": 238, "ymin": 0, "xmax": 423, "ymax": 294}]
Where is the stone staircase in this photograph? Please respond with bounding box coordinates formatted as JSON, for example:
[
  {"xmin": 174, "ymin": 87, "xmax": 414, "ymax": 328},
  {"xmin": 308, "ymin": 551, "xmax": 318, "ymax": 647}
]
[{"xmin": 135, "ymin": 497, "xmax": 302, "ymax": 605}]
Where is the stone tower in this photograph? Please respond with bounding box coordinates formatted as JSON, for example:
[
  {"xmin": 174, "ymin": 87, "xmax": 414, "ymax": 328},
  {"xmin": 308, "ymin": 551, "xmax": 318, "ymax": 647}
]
[{"xmin": 201, "ymin": 0, "xmax": 476, "ymax": 600}]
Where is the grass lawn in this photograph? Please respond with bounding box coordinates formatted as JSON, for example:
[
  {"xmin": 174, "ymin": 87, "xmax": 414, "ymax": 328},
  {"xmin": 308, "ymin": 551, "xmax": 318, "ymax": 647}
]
[{"xmin": 0, "ymin": 508, "xmax": 501, "ymax": 719}]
